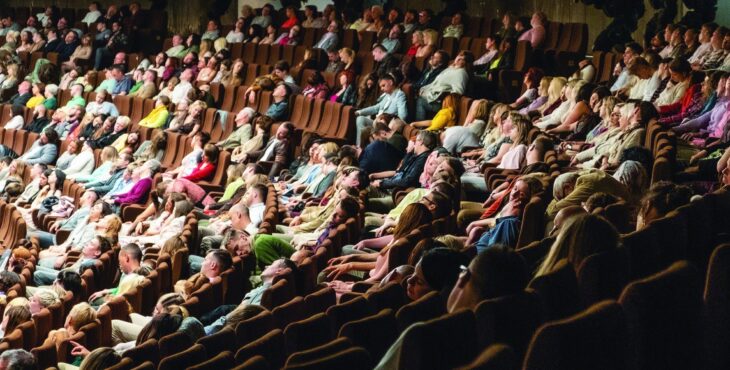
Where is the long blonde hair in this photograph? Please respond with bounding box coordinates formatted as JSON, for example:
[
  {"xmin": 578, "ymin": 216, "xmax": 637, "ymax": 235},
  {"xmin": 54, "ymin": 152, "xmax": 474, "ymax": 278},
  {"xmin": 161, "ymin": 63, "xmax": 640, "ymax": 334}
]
[
  {"xmin": 540, "ymin": 77, "xmax": 566, "ymax": 112},
  {"xmin": 536, "ymin": 214, "xmax": 619, "ymax": 277}
]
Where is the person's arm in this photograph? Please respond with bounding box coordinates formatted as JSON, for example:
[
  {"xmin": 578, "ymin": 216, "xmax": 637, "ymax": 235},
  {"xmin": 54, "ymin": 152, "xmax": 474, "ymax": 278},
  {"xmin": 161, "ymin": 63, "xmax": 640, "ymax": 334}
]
[
  {"xmin": 381, "ymin": 156, "xmax": 425, "ymax": 189},
  {"xmin": 356, "ymin": 101, "xmax": 381, "ymax": 117},
  {"xmin": 487, "ymin": 142, "xmax": 512, "ymax": 164},
  {"xmin": 369, "ymin": 170, "xmax": 397, "ymax": 180},
  {"xmin": 395, "ymin": 91, "xmax": 408, "ymax": 121},
  {"xmin": 353, "ymin": 235, "xmax": 393, "ymax": 251},
  {"xmin": 549, "ymin": 102, "xmax": 589, "ymax": 133}
]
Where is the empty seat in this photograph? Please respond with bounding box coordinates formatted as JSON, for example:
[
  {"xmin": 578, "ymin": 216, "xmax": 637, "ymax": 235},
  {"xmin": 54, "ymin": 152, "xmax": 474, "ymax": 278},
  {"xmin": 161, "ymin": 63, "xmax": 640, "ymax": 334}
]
[
  {"xmin": 523, "ymin": 300, "xmax": 631, "ymax": 370},
  {"xmin": 475, "ymin": 289, "xmax": 544, "ymax": 359},
  {"xmin": 283, "ymin": 346, "xmax": 372, "ymax": 370},
  {"xmin": 397, "ymin": 309, "xmax": 479, "ymax": 370},
  {"xmin": 619, "ymin": 260, "xmax": 703, "ymax": 370},
  {"xmin": 284, "ymin": 312, "xmax": 332, "ymax": 355},
  {"xmin": 235, "ymin": 328, "xmax": 285, "ymax": 368},
  {"xmin": 704, "ymin": 243, "xmax": 730, "ymax": 370},
  {"xmin": 527, "ymin": 259, "xmax": 580, "ymax": 321},
  {"xmin": 339, "ymin": 308, "xmax": 397, "ymax": 361},
  {"xmin": 457, "ymin": 344, "xmax": 516, "ymax": 370}
]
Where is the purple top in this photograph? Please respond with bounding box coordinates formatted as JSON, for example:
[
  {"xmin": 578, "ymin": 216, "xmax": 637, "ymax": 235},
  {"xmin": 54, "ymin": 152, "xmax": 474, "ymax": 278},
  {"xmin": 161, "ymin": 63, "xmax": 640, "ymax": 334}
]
[
  {"xmin": 114, "ymin": 177, "xmax": 152, "ymax": 204},
  {"xmin": 519, "ymin": 95, "xmax": 547, "ymax": 115}
]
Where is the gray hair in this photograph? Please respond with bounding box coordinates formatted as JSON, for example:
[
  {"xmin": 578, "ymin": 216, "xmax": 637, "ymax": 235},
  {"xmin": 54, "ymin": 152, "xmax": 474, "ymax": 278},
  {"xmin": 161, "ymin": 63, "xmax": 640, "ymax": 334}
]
[
  {"xmin": 0, "ymin": 349, "xmax": 37, "ymax": 370},
  {"xmin": 144, "ymin": 159, "xmax": 162, "ymax": 173},
  {"xmin": 613, "ymin": 160, "xmax": 646, "ymax": 197},
  {"xmin": 553, "ymin": 172, "xmax": 580, "ymax": 200},
  {"xmin": 241, "ymin": 107, "xmax": 256, "ymax": 118}
]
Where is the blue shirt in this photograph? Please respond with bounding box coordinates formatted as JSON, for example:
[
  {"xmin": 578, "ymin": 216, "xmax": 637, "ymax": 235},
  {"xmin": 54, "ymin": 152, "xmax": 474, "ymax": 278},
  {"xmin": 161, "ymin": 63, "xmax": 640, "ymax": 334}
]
[
  {"xmin": 474, "ymin": 216, "xmax": 521, "ymax": 253},
  {"xmin": 265, "ymin": 100, "xmax": 289, "ymax": 121},
  {"xmin": 112, "ymin": 76, "xmax": 134, "ymax": 96}
]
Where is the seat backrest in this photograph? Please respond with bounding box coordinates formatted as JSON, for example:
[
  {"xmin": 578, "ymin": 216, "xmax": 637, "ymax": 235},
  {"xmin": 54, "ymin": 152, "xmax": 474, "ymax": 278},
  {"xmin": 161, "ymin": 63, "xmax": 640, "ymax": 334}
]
[
  {"xmin": 188, "ymin": 351, "xmax": 234, "ymax": 370},
  {"xmin": 235, "ymin": 310, "xmax": 275, "ymax": 348},
  {"xmin": 619, "ymin": 260, "xmax": 703, "ymax": 370},
  {"xmin": 284, "ymin": 312, "xmax": 333, "ymax": 355},
  {"xmin": 400, "ymin": 309, "xmax": 479, "ymax": 370},
  {"xmin": 283, "ymin": 346, "xmax": 372, "ymax": 370},
  {"xmin": 366, "ymin": 281, "xmax": 406, "ymax": 312},
  {"xmin": 326, "ymin": 296, "xmax": 372, "ymax": 334},
  {"xmin": 704, "ymin": 243, "xmax": 730, "ymax": 370},
  {"xmin": 158, "ymin": 330, "xmax": 193, "ymax": 359},
  {"xmin": 395, "ymin": 291, "xmax": 446, "ymax": 333},
  {"xmin": 523, "ymin": 301, "xmax": 631, "ymax": 370},
  {"xmin": 338, "ymin": 308, "xmax": 397, "ymax": 361},
  {"xmin": 123, "ymin": 338, "xmax": 159, "ymax": 366},
  {"xmin": 527, "ymin": 259, "xmax": 580, "ymax": 321},
  {"xmin": 303, "ymin": 287, "xmax": 336, "ymax": 317},
  {"xmin": 234, "ymin": 328, "xmax": 285, "ymax": 368},
  {"xmin": 272, "ymin": 296, "xmax": 307, "ymax": 329},
  {"xmin": 459, "ymin": 343, "xmax": 516, "ymax": 370},
  {"xmin": 475, "ymin": 290, "xmax": 544, "ymax": 359},
  {"xmin": 576, "ymin": 247, "xmax": 631, "ymax": 307},
  {"xmin": 158, "ymin": 343, "xmax": 207, "ymax": 370},
  {"xmin": 285, "ymin": 337, "xmax": 352, "ymax": 368},
  {"xmin": 261, "ymin": 278, "xmax": 294, "ymax": 310}
]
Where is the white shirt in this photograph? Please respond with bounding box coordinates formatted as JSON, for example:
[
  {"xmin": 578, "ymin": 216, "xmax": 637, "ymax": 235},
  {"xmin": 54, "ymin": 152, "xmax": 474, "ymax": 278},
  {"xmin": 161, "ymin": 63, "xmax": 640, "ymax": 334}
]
[
  {"xmin": 261, "ymin": 138, "xmax": 280, "ymax": 161},
  {"xmin": 81, "ymin": 10, "xmax": 102, "ymax": 25},
  {"xmin": 226, "ymin": 31, "xmax": 244, "ymax": 44},
  {"xmin": 63, "ymin": 150, "xmax": 95, "ymax": 177},
  {"xmin": 180, "ymin": 148, "xmax": 202, "ymax": 176},
  {"xmin": 688, "ymin": 42, "xmax": 712, "ymax": 64},
  {"xmin": 4, "ymin": 115, "xmax": 23, "ymax": 130},
  {"xmin": 171, "ymin": 81, "xmax": 193, "ymax": 105},
  {"xmin": 249, "ymin": 202, "xmax": 265, "ymax": 227}
]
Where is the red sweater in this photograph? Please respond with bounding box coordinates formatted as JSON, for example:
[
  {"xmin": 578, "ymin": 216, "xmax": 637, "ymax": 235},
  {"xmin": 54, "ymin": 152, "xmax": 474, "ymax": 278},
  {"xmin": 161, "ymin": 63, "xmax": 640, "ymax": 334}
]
[
  {"xmin": 659, "ymin": 83, "xmax": 699, "ymax": 117},
  {"xmin": 183, "ymin": 161, "xmax": 215, "ymax": 182}
]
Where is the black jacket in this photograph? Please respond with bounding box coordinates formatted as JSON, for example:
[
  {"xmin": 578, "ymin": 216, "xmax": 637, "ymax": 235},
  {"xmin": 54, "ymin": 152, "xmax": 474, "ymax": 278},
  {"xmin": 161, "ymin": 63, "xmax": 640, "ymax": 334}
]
[{"xmin": 381, "ymin": 150, "xmax": 430, "ymax": 189}]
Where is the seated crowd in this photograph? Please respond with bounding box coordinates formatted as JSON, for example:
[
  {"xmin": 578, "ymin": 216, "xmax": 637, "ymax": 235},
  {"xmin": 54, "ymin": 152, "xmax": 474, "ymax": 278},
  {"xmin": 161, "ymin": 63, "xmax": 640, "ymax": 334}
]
[{"xmin": 0, "ymin": 1, "xmax": 726, "ymax": 369}]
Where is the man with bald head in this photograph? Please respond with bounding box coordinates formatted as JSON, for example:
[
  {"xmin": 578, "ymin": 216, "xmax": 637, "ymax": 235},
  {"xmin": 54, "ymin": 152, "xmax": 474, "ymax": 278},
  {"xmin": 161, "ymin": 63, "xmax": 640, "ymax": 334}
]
[
  {"xmin": 192, "ymin": 203, "xmax": 256, "ymax": 273},
  {"xmin": 549, "ymin": 205, "xmax": 587, "ymax": 237}
]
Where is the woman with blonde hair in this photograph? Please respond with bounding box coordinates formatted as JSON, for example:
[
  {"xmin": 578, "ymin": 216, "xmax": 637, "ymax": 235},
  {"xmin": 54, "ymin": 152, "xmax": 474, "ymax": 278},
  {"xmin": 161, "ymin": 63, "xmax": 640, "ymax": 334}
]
[
  {"xmin": 324, "ymin": 203, "xmax": 433, "ymax": 292},
  {"xmin": 519, "ymin": 76, "xmax": 552, "ymax": 114},
  {"xmin": 133, "ymin": 130, "xmax": 167, "ymax": 164},
  {"xmin": 406, "ymin": 31, "xmax": 424, "ymax": 57},
  {"xmin": 70, "ymin": 145, "xmax": 118, "ymax": 183},
  {"xmin": 496, "ymin": 112, "xmax": 532, "ymax": 169},
  {"xmin": 221, "ymin": 58, "xmax": 245, "ymax": 89},
  {"xmin": 539, "ymin": 77, "xmax": 567, "ymax": 115},
  {"xmin": 29, "ymin": 288, "xmax": 61, "ymax": 315},
  {"xmin": 1, "ymin": 305, "xmax": 31, "ymax": 337},
  {"xmin": 413, "ymin": 29, "xmax": 437, "ymax": 58},
  {"xmin": 536, "ymin": 213, "xmax": 619, "ymax": 277},
  {"xmin": 168, "ymin": 100, "xmax": 206, "ymax": 137},
  {"xmin": 339, "ymin": 47, "xmax": 358, "ymax": 74}
]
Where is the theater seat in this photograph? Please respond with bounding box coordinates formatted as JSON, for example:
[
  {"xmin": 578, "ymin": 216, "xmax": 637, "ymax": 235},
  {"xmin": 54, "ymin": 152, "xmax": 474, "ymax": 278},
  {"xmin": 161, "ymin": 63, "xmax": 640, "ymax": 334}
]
[{"xmin": 523, "ymin": 301, "xmax": 631, "ymax": 370}]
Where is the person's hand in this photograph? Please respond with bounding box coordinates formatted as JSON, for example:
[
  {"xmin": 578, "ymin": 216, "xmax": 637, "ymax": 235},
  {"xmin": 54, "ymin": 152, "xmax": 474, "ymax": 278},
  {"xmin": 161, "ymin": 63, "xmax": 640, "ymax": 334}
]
[
  {"xmin": 49, "ymin": 221, "xmax": 61, "ymax": 233},
  {"xmin": 289, "ymin": 216, "xmax": 302, "ymax": 226},
  {"xmin": 353, "ymin": 241, "xmax": 366, "ymax": 250},
  {"xmin": 689, "ymin": 150, "xmax": 708, "ymax": 165},
  {"xmin": 70, "ymin": 341, "xmax": 90, "ymax": 357},
  {"xmin": 323, "ymin": 262, "xmax": 353, "ymax": 280},
  {"xmin": 88, "ymin": 289, "xmax": 108, "ymax": 302},
  {"xmin": 373, "ymin": 225, "xmax": 387, "ymax": 238},
  {"xmin": 327, "ymin": 255, "xmax": 352, "ymax": 266},
  {"xmin": 466, "ymin": 221, "xmax": 477, "ymax": 235},
  {"xmin": 371, "ymin": 180, "xmax": 381, "ymax": 188},
  {"xmin": 134, "ymin": 222, "xmax": 144, "ymax": 235}
]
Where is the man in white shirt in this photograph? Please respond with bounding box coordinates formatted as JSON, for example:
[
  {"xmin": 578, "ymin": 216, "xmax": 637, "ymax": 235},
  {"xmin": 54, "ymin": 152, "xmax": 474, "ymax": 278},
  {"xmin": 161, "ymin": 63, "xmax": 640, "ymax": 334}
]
[
  {"xmin": 170, "ymin": 68, "xmax": 193, "ymax": 105},
  {"xmin": 355, "ymin": 74, "xmax": 408, "ymax": 147},
  {"xmin": 610, "ymin": 42, "xmax": 643, "ymax": 93},
  {"xmin": 655, "ymin": 58, "xmax": 691, "ymax": 107},
  {"xmin": 244, "ymin": 184, "xmax": 267, "ymax": 228},
  {"xmin": 415, "ymin": 52, "xmax": 470, "ymax": 120},
  {"xmin": 688, "ymin": 23, "xmax": 717, "ymax": 64},
  {"xmin": 81, "ymin": 2, "xmax": 102, "ymax": 25},
  {"xmin": 314, "ymin": 21, "xmax": 340, "ymax": 52}
]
